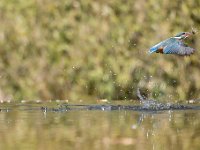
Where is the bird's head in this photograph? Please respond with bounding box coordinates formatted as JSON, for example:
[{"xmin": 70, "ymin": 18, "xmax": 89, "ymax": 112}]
[{"xmin": 174, "ymin": 32, "xmax": 193, "ymax": 39}]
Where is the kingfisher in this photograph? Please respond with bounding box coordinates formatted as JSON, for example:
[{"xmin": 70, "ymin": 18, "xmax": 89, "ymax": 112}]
[{"xmin": 149, "ymin": 32, "xmax": 195, "ymax": 56}]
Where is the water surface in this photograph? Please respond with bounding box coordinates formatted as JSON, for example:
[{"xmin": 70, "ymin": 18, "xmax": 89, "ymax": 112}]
[{"xmin": 0, "ymin": 101, "xmax": 199, "ymax": 150}]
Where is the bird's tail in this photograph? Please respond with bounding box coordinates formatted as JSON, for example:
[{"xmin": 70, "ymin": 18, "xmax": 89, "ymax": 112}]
[{"xmin": 149, "ymin": 47, "xmax": 157, "ymax": 54}]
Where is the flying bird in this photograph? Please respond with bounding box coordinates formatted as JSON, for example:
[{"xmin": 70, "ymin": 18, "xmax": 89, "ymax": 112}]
[{"xmin": 149, "ymin": 32, "xmax": 195, "ymax": 56}]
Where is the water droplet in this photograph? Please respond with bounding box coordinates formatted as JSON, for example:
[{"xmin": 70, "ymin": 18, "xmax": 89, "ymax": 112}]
[{"xmin": 131, "ymin": 124, "xmax": 137, "ymax": 129}]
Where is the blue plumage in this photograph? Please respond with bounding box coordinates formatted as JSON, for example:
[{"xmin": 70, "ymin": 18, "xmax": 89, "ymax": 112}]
[{"xmin": 149, "ymin": 32, "xmax": 195, "ymax": 56}]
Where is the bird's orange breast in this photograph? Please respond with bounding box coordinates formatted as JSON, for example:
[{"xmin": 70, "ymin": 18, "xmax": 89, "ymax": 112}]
[{"xmin": 156, "ymin": 47, "xmax": 164, "ymax": 53}]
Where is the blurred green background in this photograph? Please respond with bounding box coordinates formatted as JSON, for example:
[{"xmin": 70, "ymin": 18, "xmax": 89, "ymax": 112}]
[{"xmin": 0, "ymin": 0, "xmax": 200, "ymax": 101}]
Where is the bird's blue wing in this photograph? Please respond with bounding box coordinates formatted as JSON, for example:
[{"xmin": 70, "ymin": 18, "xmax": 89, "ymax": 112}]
[{"xmin": 163, "ymin": 40, "xmax": 195, "ymax": 56}]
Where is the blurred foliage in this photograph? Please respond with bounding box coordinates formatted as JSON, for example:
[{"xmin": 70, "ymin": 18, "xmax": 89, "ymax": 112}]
[{"xmin": 0, "ymin": 0, "xmax": 200, "ymax": 101}]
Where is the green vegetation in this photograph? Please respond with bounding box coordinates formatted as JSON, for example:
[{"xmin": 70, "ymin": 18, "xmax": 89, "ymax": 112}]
[{"xmin": 0, "ymin": 0, "xmax": 200, "ymax": 101}]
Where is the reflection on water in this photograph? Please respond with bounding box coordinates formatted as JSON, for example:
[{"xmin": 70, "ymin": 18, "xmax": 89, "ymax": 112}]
[{"xmin": 0, "ymin": 102, "xmax": 199, "ymax": 150}]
